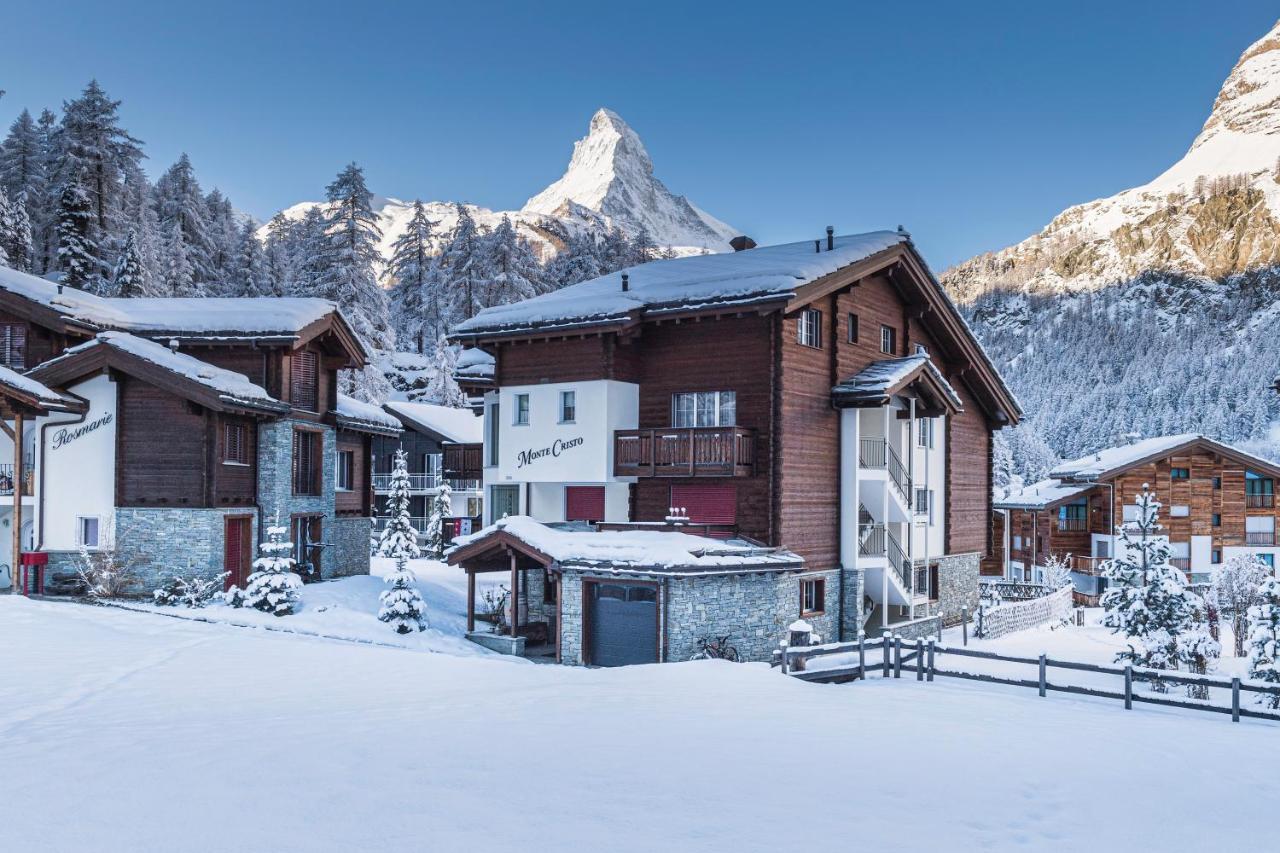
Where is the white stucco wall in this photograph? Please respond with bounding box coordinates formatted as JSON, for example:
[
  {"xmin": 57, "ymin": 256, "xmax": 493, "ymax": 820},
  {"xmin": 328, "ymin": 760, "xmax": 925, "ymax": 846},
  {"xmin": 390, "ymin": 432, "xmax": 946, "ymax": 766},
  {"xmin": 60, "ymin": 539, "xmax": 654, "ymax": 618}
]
[{"xmin": 36, "ymin": 374, "xmax": 117, "ymax": 552}]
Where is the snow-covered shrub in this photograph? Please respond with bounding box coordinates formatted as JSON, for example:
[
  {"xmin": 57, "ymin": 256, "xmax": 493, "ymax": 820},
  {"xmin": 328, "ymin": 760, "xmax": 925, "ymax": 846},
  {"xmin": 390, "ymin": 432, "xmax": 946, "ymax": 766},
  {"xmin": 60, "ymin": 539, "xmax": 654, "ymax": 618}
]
[
  {"xmin": 243, "ymin": 523, "xmax": 302, "ymax": 617},
  {"xmin": 1210, "ymin": 554, "xmax": 1269, "ymax": 657},
  {"xmin": 223, "ymin": 584, "xmax": 245, "ymax": 609},
  {"xmin": 1042, "ymin": 553, "xmax": 1073, "ymax": 591},
  {"xmin": 1246, "ymin": 576, "xmax": 1280, "ymax": 709},
  {"xmin": 75, "ymin": 526, "xmax": 141, "ymax": 600},
  {"xmin": 153, "ymin": 572, "xmax": 228, "ymax": 608}
]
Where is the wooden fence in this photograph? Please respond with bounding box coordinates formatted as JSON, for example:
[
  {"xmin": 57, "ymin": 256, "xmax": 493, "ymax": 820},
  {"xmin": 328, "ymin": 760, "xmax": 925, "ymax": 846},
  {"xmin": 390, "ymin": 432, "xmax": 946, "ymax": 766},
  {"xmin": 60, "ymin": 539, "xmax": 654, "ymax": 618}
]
[{"xmin": 775, "ymin": 634, "xmax": 1280, "ymax": 724}]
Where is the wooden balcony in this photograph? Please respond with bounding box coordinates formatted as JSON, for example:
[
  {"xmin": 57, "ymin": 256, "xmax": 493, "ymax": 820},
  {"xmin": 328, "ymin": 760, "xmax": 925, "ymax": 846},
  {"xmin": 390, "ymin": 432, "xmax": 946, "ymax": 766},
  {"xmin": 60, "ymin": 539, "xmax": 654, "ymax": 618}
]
[
  {"xmin": 442, "ymin": 443, "xmax": 484, "ymax": 482},
  {"xmin": 613, "ymin": 426, "xmax": 756, "ymax": 478},
  {"xmin": 1057, "ymin": 518, "xmax": 1088, "ymax": 532},
  {"xmin": 1247, "ymin": 493, "xmax": 1275, "ymax": 509}
]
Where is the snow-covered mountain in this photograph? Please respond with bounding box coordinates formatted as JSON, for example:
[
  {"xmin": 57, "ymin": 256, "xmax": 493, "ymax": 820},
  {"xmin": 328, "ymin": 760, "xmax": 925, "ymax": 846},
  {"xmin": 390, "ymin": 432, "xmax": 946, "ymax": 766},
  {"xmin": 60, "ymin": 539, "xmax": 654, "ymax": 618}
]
[
  {"xmin": 267, "ymin": 108, "xmax": 737, "ymax": 262},
  {"xmin": 945, "ymin": 20, "xmax": 1280, "ymax": 302}
]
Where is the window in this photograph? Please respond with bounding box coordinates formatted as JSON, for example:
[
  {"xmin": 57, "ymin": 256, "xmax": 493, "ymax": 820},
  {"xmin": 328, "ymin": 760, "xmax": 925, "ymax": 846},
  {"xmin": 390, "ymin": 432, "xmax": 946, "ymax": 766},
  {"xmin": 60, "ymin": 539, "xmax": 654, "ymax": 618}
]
[
  {"xmin": 847, "ymin": 313, "xmax": 859, "ymax": 343},
  {"xmin": 917, "ymin": 418, "xmax": 933, "ymax": 448},
  {"xmin": 1013, "ymin": 535, "xmax": 1023, "ymax": 550},
  {"xmin": 915, "ymin": 488, "xmax": 929, "ymax": 516},
  {"xmin": 223, "ymin": 422, "xmax": 249, "ymax": 465},
  {"xmin": 292, "ymin": 429, "xmax": 321, "ymax": 496},
  {"xmin": 0, "ymin": 323, "xmax": 27, "ymax": 371},
  {"xmin": 797, "ymin": 308, "xmax": 822, "ymax": 348},
  {"xmin": 671, "ymin": 391, "xmax": 736, "ymax": 427},
  {"xmin": 915, "ymin": 343, "xmax": 929, "ymax": 356},
  {"xmin": 1213, "ymin": 477, "xmax": 1222, "ymax": 490},
  {"xmin": 1212, "ymin": 513, "xmax": 1221, "ymax": 526},
  {"xmin": 77, "ymin": 516, "xmax": 100, "ymax": 548},
  {"xmin": 800, "ymin": 577, "xmax": 825, "ymax": 616},
  {"xmin": 559, "ymin": 390, "xmax": 576, "ymax": 423},
  {"xmin": 336, "ymin": 449, "xmax": 354, "ymax": 491},
  {"xmin": 1122, "ymin": 505, "xmax": 1140, "ymax": 523},
  {"xmin": 1059, "ymin": 502, "xmax": 1088, "ymax": 530},
  {"xmin": 1170, "ymin": 505, "xmax": 1190, "ymax": 517},
  {"xmin": 880, "ymin": 325, "xmax": 897, "ymax": 354},
  {"xmin": 466, "ymin": 497, "xmax": 482, "ymax": 518},
  {"xmin": 1261, "ymin": 553, "xmax": 1276, "ymax": 570},
  {"xmin": 1247, "ymin": 471, "xmax": 1275, "ymax": 507},
  {"xmin": 1095, "ymin": 540, "xmax": 1110, "ymax": 558},
  {"xmin": 1212, "ymin": 549, "xmax": 1223, "ymax": 565},
  {"xmin": 513, "ymin": 393, "xmax": 530, "ymax": 426},
  {"xmin": 487, "ymin": 402, "xmax": 500, "ymax": 466},
  {"xmin": 290, "ymin": 349, "xmax": 319, "ymax": 412},
  {"xmin": 1170, "ymin": 467, "xmax": 1190, "ymax": 479}
]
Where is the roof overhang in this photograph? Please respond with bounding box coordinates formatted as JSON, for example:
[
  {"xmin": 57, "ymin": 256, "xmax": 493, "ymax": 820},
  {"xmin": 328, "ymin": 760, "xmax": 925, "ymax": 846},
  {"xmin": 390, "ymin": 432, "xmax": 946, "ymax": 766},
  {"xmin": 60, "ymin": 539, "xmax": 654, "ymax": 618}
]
[{"xmin": 831, "ymin": 356, "xmax": 964, "ymax": 416}]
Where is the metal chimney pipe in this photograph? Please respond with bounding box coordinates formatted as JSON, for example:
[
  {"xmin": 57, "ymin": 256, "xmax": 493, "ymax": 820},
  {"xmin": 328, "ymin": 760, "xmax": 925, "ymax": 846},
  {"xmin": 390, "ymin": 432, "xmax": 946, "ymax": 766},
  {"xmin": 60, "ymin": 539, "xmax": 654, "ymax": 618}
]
[
  {"xmin": 826, "ymin": 226, "xmax": 834, "ymax": 251},
  {"xmin": 621, "ymin": 273, "xmax": 629, "ymax": 292},
  {"xmin": 814, "ymin": 240, "xmax": 821, "ymax": 253}
]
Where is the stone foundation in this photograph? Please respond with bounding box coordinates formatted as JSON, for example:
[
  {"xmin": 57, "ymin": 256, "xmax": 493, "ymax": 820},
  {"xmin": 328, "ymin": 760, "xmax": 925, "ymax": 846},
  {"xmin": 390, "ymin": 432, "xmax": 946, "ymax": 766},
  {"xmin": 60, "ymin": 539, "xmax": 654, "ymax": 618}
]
[
  {"xmin": 328, "ymin": 516, "xmax": 372, "ymax": 578},
  {"xmin": 936, "ymin": 551, "xmax": 980, "ymax": 627}
]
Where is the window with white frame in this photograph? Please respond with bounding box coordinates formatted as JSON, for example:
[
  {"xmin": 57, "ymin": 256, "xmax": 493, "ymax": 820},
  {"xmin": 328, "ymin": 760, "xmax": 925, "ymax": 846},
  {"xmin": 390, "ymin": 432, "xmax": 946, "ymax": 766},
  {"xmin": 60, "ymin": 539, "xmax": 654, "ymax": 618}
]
[
  {"xmin": 917, "ymin": 418, "xmax": 933, "ymax": 448},
  {"xmin": 513, "ymin": 393, "xmax": 530, "ymax": 426},
  {"xmin": 559, "ymin": 390, "xmax": 576, "ymax": 423},
  {"xmin": 335, "ymin": 449, "xmax": 354, "ymax": 491},
  {"xmin": 672, "ymin": 391, "xmax": 736, "ymax": 428},
  {"xmin": 915, "ymin": 488, "xmax": 929, "ymax": 516},
  {"xmin": 797, "ymin": 308, "xmax": 822, "ymax": 348},
  {"xmin": 880, "ymin": 325, "xmax": 897, "ymax": 354},
  {"xmin": 1169, "ymin": 505, "xmax": 1190, "ymax": 517},
  {"xmin": 1122, "ymin": 504, "xmax": 1140, "ymax": 523},
  {"xmin": 1013, "ymin": 535, "xmax": 1023, "ymax": 550},
  {"xmin": 77, "ymin": 516, "xmax": 100, "ymax": 549}
]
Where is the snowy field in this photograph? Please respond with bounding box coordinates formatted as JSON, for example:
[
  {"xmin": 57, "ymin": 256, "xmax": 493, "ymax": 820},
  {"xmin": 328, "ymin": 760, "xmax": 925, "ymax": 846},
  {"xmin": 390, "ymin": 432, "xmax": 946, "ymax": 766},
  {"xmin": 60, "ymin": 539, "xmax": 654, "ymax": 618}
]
[{"xmin": 2, "ymin": 582, "xmax": 1278, "ymax": 852}]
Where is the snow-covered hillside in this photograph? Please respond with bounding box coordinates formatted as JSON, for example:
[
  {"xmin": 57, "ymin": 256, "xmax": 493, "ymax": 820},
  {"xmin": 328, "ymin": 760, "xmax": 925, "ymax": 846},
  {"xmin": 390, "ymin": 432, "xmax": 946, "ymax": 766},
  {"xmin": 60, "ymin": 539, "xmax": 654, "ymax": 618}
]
[{"xmin": 267, "ymin": 109, "xmax": 738, "ymax": 263}]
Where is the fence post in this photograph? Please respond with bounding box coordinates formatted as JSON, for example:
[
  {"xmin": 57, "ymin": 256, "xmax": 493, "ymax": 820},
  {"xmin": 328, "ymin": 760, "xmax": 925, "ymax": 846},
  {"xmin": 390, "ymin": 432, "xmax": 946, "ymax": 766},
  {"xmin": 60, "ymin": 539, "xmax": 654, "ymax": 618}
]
[
  {"xmin": 893, "ymin": 635, "xmax": 902, "ymax": 678},
  {"xmin": 779, "ymin": 643, "xmax": 789, "ymax": 675},
  {"xmin": 915, "ymin": 638, "xmax": 924, "ymax": 681},
  {"xmin": 882, "ymin": 630, "xmax": 891, "ymax": 678},
  {"xmin": 936, "ymin": 617, "xmax": 942, "ymax": 643},
  {"xmin": 1038, "ymin": 654, "xmax": 1047, "ymax": 697},
  {"xmin": 962, "ymin": 608, "xmax": 968, "ymax": 646},
  {"xmin": 858, "ymin": 633, "xmax": 866, "ymax": 681},
  {"xmin": 1124, "ymin": 665, "xmax": 1133, "ymax": 710},
  {"xmin": 1232, "ymin": 677, "xmax": 1241, "ymax": 723},
  {"xmin": 926, "ymin": 639, "xmax": 935, "ymax": 682}
]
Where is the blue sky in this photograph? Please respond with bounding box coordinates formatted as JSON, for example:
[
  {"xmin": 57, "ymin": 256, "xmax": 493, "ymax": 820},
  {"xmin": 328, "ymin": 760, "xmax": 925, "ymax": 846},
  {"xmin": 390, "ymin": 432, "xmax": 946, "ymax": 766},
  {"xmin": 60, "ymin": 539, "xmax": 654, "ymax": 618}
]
[{"xmin": 2, "ymin": 1, "xmax": 1277, "ymax": 267}]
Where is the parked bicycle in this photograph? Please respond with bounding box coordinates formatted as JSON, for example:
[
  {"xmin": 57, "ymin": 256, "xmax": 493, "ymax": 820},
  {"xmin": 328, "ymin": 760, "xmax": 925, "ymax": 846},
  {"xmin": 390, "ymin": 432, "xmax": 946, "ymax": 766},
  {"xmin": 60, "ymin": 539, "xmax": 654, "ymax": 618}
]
[{"xmin": 690, "ymin": 635, "xmax": 740, "ymax": 662}]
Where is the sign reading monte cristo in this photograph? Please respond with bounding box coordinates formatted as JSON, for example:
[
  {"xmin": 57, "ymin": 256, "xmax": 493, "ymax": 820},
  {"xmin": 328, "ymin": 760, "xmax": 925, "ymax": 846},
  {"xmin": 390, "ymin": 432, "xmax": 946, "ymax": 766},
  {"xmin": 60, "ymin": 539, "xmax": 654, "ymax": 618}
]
[{"xmin": 516, "ymin": 436, "xmax": 584, "ymax": 469}]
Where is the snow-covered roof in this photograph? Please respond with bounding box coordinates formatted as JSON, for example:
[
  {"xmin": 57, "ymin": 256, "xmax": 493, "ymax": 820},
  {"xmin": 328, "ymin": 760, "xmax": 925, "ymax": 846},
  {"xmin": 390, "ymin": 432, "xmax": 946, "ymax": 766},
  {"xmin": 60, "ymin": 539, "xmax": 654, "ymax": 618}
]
[
  {"xmin": 449, "ymin": 516, "xmax": 804, "ymax": 576},
  {"xmin": 35, "ymin": 331, "xmax": 286, "ymax": 413},
  {"xmin": 0, "ymin": 364, "xmax": 78, "ymax": 410},
  {"xmin": 384, "ymin": 401, "xmax": 483, "ymax": 444},
  {"xmin": 831, "ymin": 354, "xmax": 963, "ymax": 409},
  {"xmin": 451, "ymin": 231, "xmax": 908, "ymax": 337},
  {"xmin": 1050, "ymin": 433, "xmax": 1280, "ymax": 482},
  {"xmin": 334, "ymin": 394, "xmax": 403, "ymax": 435},
  {"xmin": 454, "ymin": 347, "xmax": 495, "ymax": 379},
  {"xmin": 995, "ymin": 478, "xmax": 1095, "ymax": 511}
]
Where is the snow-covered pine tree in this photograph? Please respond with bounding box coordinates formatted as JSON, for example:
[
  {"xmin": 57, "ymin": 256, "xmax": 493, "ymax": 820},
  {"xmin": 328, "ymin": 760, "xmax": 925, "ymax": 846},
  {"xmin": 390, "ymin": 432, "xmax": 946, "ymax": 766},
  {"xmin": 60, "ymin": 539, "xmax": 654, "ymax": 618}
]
[
  {"xmin": 423, "ymin": 336, "xmax": 467, "ymax": 407},
  {"xmin": 153, "ymin": 154, "xmax": 213, "ymax": 289},
  {"xmin": 478, "ymin": 216, "xmax": 543, "ymax": 310},
  {"xmin": 263, "ymin": 211, "xmax": 297, "ymax": 296},
  {"xmin": 0, "ymin": 189, "xmax": 33, "ymax": 272},
  {"xmin": 424, "ymin": 481, "xmax": 453, "ymax": 559},
  {"xmin": 386, "ymin": 199, "xmax": 437, "ymax": 352},
  {"xmin": 204, "ymin": 188, "xmax": 239, "ymax": 293},
  {"xmin": 1247, "ymin": 575, "xmax": 1280, "ymax": 708},
  {"xmin": 544, "ymin": 230, "xmax": 605, "ymax": 288},
  {"xmin": 313, "ymin": 162, "xmax": 393, "ymax": 350},
  {"xmin": 1211, "ymin": 553, "xmax": 1270, "ymax": 657},
  {"xmin": 243, "ymin": 521, "xmax": 303, "ymax": 616},
  {"xmin": 232, "ymin": 219, "xmax": 269, "ymax": 296},
  {"xmin": 32, "ymin": 108, "xmax": 59, "ymax": 274},
  {"xmin": 377, "ymin": 449, "xmax": 422, "ymax": 561},
  {"xmin": 163, "ymin": 220, "xmax": 195, "ymax": 296},
  {"xmin": 55, "ymin": 177, "xmax": 101, "ymax": 290},
  {"xmin": 111, "ymin": 230, "xmax": 147, "ymax": 297},
  {"xmin": 0, "ymin": 109, "xmax": 44, "ymax": 205},
  {"xmin": 438, "ymin": 203, "xmax": 483, "ymax": 323}
]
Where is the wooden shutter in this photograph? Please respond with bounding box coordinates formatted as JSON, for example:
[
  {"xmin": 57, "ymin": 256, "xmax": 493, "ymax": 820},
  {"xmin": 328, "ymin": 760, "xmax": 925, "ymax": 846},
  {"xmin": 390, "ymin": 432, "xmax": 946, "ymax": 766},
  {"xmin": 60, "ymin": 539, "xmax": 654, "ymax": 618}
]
[
  {"xmin": 291, "ymin": 349, "xmax": 319, "ymax": 411},
  {"xmin": 565, "ymin": 486, "xmax": 606, "ymax": 522},
  {"xmin": 670, "ymin": 484, "xmax": 736, "ymax": 525}
]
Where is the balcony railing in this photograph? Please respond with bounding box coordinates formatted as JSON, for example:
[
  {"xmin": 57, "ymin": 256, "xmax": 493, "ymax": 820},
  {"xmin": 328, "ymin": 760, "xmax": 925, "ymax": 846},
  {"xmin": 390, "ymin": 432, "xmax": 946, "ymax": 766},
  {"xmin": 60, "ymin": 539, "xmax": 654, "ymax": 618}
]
[
  {"xmin": 442, "ymin": 443, "xmax": 484, "ymax": 481},
  {"xmin": 0, "ymin": 463, "xmax": 33, "ymax": 497},
  {"xmin": 1247, "ymin": 493, "xmax": 1275, "ymax": 509},
  {"xmin": 1170, "ymin": 557, "xmax": 1191, "ymax": 571},
  {"xmin": 858, "ymin": 523, "xmax": 913, "ymax": 593},
  {"xmin": 372, "ymin": 472, "xmax": 482, "ymax": 493},
  {"xmin": 613, "ymin": 426, "xmax": 756, "ymax": 478},
  {"xmin": 858, "ymin": 438, "xmax": 911, "ymax": 506},
  {"xmin": 1246, "ymin": 531, "xmax": 1277, "ymax": 546},
  {"xmin": 1057, "ymin": 518, "xmax": 1088, "ymax": 532}
]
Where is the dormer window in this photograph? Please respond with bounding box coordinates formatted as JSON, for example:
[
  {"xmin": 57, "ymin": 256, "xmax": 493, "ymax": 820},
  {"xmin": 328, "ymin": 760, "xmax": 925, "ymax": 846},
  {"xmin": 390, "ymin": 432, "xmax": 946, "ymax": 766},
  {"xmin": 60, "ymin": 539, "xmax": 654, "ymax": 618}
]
[{"xmin": 0, "ymin": 324, "xmax": 27, "ymax": 371}]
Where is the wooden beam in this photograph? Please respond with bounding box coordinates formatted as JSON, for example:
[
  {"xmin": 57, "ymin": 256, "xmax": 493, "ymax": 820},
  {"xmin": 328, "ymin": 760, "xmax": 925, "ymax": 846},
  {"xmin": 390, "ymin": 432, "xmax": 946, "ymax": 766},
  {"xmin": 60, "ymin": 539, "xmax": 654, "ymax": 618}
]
[
  {"xmin": 509, "ymin": 548, "xmax": 519, "ymax": 638},
  {"xmin": 0, "ymin": 420, "xmax": 12, "ymax": 441},
  {"xmin": 11, "ymin": 413, "xmax": 22, "ymax": 595},
  {"xmin": 467, "ymin": 569, "xmax": 476, "ymax": 633}
]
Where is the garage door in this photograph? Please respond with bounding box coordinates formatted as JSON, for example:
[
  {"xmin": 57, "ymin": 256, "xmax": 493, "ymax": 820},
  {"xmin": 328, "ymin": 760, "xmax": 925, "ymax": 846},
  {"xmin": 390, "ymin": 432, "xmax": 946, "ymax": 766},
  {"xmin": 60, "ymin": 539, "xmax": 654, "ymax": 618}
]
[
  {"xmin": 670, "ymin": 484, "xmax": 736, "ymax": 525},
  {"xmin": 565, "ymin": 486, "xmax": 606, "ymax": 522},
  {"xmin": 587, "ymin": 582, "xmax": 659, "ymax": 666}
]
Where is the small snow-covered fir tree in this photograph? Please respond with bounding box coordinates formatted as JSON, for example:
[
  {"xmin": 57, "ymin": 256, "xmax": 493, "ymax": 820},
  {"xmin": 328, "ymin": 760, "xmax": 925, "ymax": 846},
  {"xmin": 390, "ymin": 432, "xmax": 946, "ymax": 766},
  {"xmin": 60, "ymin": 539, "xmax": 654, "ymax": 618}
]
[
  {"xmin": 55, "ymin": 178, "xmax": 101, "ymax": 289},
  {"xmin": 377, "ymin": 449, "xmax": 422, "ymax": 561},
  {"xmin": 1246, "ymin": 575, "xmax": 1280, "ymax": 708},
  {"xmin": 111, "ymin": 230, "xmax": 147, "ymax": 296},
  {"xmin": 243, "ymin": 521, "xmax": 302, "ymax": 617},
  {"xmin": 423, "ymin": 481, "xmax": 453, "ymax": 559},
  {"xmin": 1211, "ymin": 553, "xmax": 1270, "ymax": 657},
  {"xmin": 376, "ymin": 449, "xmax": 426, "ymax": 633}
]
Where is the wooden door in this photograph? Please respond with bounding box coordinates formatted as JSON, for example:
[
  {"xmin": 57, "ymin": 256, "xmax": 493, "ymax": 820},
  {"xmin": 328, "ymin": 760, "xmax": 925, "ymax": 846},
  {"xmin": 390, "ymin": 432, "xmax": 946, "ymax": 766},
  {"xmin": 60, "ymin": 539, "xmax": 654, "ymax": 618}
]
[{"xmin": 224, "ymin": 516, "xmax": 252, "ymax": 591}]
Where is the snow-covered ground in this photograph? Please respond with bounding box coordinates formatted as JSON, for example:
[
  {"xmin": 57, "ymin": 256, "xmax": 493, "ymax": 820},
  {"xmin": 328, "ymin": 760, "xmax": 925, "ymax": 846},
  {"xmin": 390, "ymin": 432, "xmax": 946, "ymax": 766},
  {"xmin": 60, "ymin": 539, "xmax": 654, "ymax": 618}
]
[{"xmin": 2, "ymin": 590, "xmax": 1278, "ymax": 852}]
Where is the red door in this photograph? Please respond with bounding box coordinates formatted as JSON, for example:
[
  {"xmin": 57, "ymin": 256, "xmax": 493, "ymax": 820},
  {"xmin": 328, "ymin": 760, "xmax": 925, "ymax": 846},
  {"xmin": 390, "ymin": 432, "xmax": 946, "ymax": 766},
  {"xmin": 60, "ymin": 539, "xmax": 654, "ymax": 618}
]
[
  {"xmin": 224, "ymin": 517, "xmax": 252, "ymax": 591},
  {"xmin": 565, "ymin": 486, "xmax": 606, "ymax": 523},
  {"xmin": 670, "ymin": 484, "xmax": 736, "ymax": 525}
]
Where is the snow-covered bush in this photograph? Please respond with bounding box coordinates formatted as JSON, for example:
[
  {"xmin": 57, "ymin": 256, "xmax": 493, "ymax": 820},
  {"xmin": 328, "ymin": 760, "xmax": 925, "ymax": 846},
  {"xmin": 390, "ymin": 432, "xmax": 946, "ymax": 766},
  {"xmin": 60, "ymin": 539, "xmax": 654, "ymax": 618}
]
[
  {"xmin": 243, "ymin": 523, "xmax": 302, "ymax": 617},
  {"xmin": 1246, "ymin": 576, "xmax": 1280, "ymax": 709},
  {"xmin": 1042, "ymin": 553, "xmax": 1073, "ymax": 591},
  {"xmin": 153, "ymin": 572, "xmax": 228, "ymax": 608},
  {"xmin": 376, "ymin": 449, "xmax": 427, "ymax": 633},
  {"xmin": 423, "ymin": 481, "xmax": 452, "ymax": 558},
  {"xmin": 1210, "ymin": 554, "xmax": 1270, "ymax": 657},
  {"xmin": 75, "ymin": 526, "xmax": 141, "ymax": 600}
]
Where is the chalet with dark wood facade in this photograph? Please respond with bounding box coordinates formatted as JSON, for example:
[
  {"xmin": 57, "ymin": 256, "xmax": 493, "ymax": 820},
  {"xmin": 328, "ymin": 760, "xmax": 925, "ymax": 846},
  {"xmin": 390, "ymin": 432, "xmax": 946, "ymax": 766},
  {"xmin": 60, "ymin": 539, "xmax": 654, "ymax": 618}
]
[
  {"xmin": 0, "ymin": 263, "xmax": 389, "ymax": 592},
  {"xmin": 993, "ymin": 434, "xmax": 1280, "ymax": 598},
  {"xmin": 448, "ymin": 229, "xmax": 1021, "ymax": 665}
]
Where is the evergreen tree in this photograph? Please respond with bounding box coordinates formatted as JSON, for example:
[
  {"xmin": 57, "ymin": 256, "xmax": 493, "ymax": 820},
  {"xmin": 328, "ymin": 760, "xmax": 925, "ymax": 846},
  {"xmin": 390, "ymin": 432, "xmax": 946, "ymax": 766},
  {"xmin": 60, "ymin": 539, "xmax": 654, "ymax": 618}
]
[
  {"xmin": 545, "ymin": 230, "xmax": 605, "ymax": 288},
  {"xmin": 0, "ymin": 189, "xmax": 33, "ymax": 272},
  {"xmin": 423, "ymin": 482, "xmax": 453, "ymax": 559},
  {"xmin": 424, "ymin": 337, "xmax": 467, "ymax": 407},
  {"xmin": 0, "ymin": 109, "xmax": 47, "ymax": 236},
  {"xmin": 55, "ymin": 177, "xmax": 101, "ymax": 289},
  {"xmin": 377, "ymin": 449, "xmax": 422, "ymax": 560},
  {"xmin": 386, "ymin": 199, "xmax": 437, "ymax": 352},
  {"xmin": 243, "ymin": 521, "xmax": 303, "ymax": 616},
  {"xmin": 438, "ymin": 203, "xmax": 483, "ymax": 324},
  {"xmin": 33, "ymin": 109, "xmax": 59, "ymax": 273},
  {"xmin": 232, "ymin": 219, "xmax": 269, "ymax": 296},
  {"xmin": 478, "ymin": 216, "xmax": 542, "ymax": 309},
  {"xmin": 311, "ymin": 163, "xmax": 393, "ymax": 349},
  {"xmin": 55, "ymin": 80, "xmax": 145, "ymax": 244},
  {"xmin": 376, "ymin": 450, "xmax": 427, "ymax": 633},
  {"xmin": 163, "ymin": 221, "xmax": 195, "ymax": 296},
  {"xmin": 263, "ymin": 211, "xmax": 297, "ymax": 296},
  {"xmin": 204, "ymin": 188, "xmax": 239, "ymax": 292},
  {"xmin": 111, "ymin": 230, "xmax": 148, "ymax": 297},
  {"xmin": 153, "ymin": 154, "xmax": 213, "ymax": 288},
  {"xmin": 1211, "ymin": 554, "xmax": 1270, "ymax": 657},
  {"xmin": 1246, "ymin": 575, "xmax": 1280, "ymax": 709}
]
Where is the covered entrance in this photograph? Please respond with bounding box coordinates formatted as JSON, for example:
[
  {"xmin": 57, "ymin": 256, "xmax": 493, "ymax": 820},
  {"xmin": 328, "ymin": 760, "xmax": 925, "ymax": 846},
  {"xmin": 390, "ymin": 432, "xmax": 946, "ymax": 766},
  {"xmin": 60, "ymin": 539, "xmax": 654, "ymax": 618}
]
[{"xmin": 584, "ymin": 580, "xmax": 659, "ymax": 666}]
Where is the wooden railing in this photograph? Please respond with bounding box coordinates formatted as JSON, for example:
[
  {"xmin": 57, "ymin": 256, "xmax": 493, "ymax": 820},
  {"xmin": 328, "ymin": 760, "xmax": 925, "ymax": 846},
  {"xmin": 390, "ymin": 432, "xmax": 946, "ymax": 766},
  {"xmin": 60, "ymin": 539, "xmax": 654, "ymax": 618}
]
[
  {"xmin": 1247, "ymin": 493, "xmax": 1275, "ymax": 508},
  {"xmin": 613, "ymin": 426, "xmax": 756, "ymax": 478},
  {"xmin": 1070, "ymin": 555, "xmax": 1107, "ymax": 575},
  {"xmin": 442, "ymin": 443, "xmax": 484, "ymax": 481}
]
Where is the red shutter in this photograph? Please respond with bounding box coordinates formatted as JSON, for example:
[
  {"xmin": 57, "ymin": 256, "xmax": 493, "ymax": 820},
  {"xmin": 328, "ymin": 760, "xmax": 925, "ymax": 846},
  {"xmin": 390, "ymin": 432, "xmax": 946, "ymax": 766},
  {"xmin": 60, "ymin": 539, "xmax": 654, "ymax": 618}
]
[
  {"xmin": 670, "ymin": 484, "xmax": 736, "ymax": 525},
  {"xmin": 565, "ymin": 486, "xmax": 606, "ymax": 522}
]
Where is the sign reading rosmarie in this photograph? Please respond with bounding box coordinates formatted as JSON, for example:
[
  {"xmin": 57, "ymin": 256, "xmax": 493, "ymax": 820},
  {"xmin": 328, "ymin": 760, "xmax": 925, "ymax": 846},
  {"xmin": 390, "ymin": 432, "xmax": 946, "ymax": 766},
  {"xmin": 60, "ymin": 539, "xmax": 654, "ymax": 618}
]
[{"xmin": 50, "ymin": 413, "xmax": 113, "ymax": 450}]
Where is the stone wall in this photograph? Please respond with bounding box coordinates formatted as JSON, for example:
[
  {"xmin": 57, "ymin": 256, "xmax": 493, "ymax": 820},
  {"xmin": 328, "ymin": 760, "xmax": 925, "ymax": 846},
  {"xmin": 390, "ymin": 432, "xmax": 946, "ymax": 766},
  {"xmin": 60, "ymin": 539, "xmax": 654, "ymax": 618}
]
[
  {"xmin": 936, "ymin": 551, "xmax": 980, "ymax": 627},
  {"xmin": 838, "ymin": 567, "xmax": 866, "ymax": 642},
  {"xmin": 257, "ymin": 418, "xmax": 335, "ymax": 525},
  {"xmin": 111, "ymin": 507, "xmax": 257, "ymax": 592},
  {"xmin": 559, "ymin": 571, "xmax": 584, "ymax": 664},
  {"xmin": 328, "ymin": 516, "xmax": 372, "ymax": 578}
]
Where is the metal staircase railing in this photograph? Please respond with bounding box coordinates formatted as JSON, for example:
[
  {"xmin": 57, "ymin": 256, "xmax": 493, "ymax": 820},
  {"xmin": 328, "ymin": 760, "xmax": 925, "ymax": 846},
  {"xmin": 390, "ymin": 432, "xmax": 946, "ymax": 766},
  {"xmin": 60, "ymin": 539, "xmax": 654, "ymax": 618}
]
[{"xmin": 857, "ymin": 438, "xmax": 912, "ymax": 509}]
